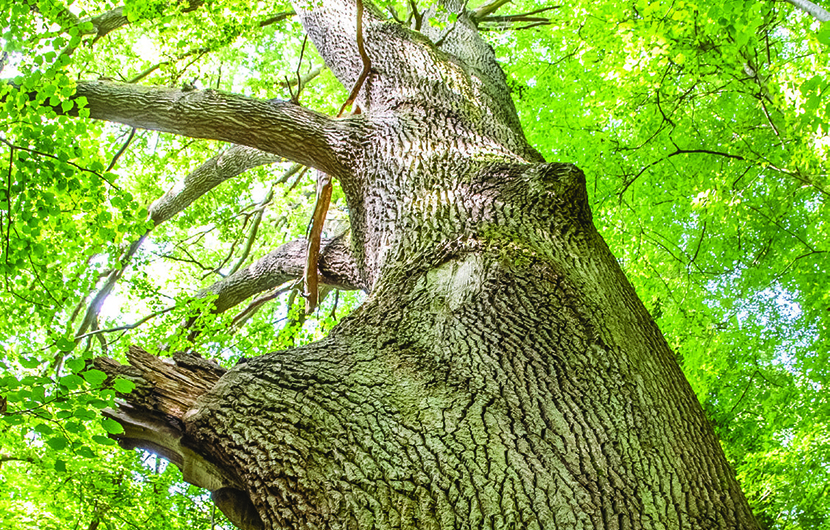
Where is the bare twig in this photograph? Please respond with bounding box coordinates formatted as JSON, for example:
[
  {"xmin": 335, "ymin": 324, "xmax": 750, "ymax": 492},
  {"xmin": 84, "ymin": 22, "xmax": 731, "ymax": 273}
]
[
  {"xmin": 0, "ymin": 138, "xmax": 120, "ymax": 190},
  {"xmin": 290, "ymin": 36, "xmax": 309, "ymax": 105},
  {"xmin": 226, "ymin": 188, "xmax": 273, "ymax": 276},
  {"xmin": 285, "ymin": 167, "xmax": 310, "ymax": 194},
  {"xmin": 231, "ymin": 281, "xmax": 297, "ymax": 327},
  {"xmin": 106, "ymin": 127, "xmax": 136, "ymax": 172},
  {"xmin": 73, "ymin": 306, "xmax": 175, "ymax": 342},
  {"xmin": 337, "ymin": 0, "xmax": 372, "ymax": 117}
]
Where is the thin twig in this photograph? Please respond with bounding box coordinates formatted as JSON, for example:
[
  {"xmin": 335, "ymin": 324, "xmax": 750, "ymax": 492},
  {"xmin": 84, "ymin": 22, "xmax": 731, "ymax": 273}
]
[
  {"xmin": 0, "ymin": 138, "xmax": 120, "ymax": 190},
  {"xmin": 231, "ymin": 282, "xmax": 297, "ymax": 327},
  {"xmin": 106, "ymin": 127, "xmax": 136, "ymax": 172},
  {"xmin": 73, "ymin": 306, "xmax": 175, "ymax": 342},
  {"xmin": 337, "ymin": 0, "xmax": 372, "ymax": 117},
  {"xmin": 291, "ymin": 36, "xmax": 309, "ymax": 105}
]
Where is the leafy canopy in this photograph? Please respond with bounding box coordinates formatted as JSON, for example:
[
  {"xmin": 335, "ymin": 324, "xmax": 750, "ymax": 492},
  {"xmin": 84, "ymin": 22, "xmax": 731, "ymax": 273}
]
[{"xmin": 0, "ymin": 0, "xmax": 827, "ymax": 528}]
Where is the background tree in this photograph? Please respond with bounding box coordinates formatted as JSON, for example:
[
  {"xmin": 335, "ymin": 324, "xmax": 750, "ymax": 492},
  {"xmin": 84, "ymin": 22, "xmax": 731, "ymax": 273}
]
[{"xmin": 0, "ymin": 0, "xmax": 827, "ymax": 529}]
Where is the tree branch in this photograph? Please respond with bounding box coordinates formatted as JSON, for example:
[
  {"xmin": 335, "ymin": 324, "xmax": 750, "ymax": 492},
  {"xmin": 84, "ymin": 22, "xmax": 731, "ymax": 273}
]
[
  {"xmin": 471, "ymin": 0, "xmax": 512, "ymax": 20},
  {"xmin": 70, "ymin": 145, "xmax": 280, "ymax": 345},
  {"xmin": 198, "ymin": 235, "xmax": 361, "ymax": 317},
  {"xmin": 148, "ymin": 145, "xmax": 280, "ymax": 226},
  {"xmin": 785, "ymin": 0, "xmax": 830, "ymax": 21},
  {"xmin": 72, "ymin": 81, "xmax": 355, "ymax": 176}
]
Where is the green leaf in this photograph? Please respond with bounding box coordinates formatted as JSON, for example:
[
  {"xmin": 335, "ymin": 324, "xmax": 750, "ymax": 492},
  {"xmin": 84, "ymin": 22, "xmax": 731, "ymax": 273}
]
[
  {"xmin": 76, "ymin": 446, "xmax": 96, "ymax": 458},
  {"xmin": 59, "ymin": 374, "xmax": 84, "ymax": 390},
  {"xmin": 65, "ymin": 357, "xmax": 85, "ymax": 373},
  {"xmin": 64, "ymin": 421, "xmax": 85, "ymax": 434},
  {"xmin": 91, "ymin": 434, "xmax": 116, "ymax": 446},
  {"xmin": 81, "ymin": 369, "xmax": 107, "ymax": 387},
  {"xmin": 19, "ymin": 356, "xmax": 41, "ymax": 369},
  {"xmin": 46, "ymin": 436, "xmax": 68, "ymax": 450},
  {"xmin": 112, "ymin": 378, "xmax": 136, "ymax": 394},
  {"xmin": 101, "ymin": 418, "xmax": 124, "ymax": 434},
  {"xmin": 73, "ymin": 408, "xmax": 97, "ymax": 421},
  {"xmin": 55, "ymin": 337, "xmax": 77, "ymax": 352},
  {"xmin": 34, "ymin": 423, "xmax": 54, "ymax": 435},
  {"xmin": 817, "ymin": 23, "xmax": 830, "ymax": 46},
  {"xmin": 54, "ymin": 459, "xmax": 66, "ymax": 472}
]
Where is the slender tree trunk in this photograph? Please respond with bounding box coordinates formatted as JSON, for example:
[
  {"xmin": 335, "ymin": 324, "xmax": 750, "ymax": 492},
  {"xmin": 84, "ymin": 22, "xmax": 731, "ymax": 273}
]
[{"xmin": 88, "ymin": 1, "xmax": 761, "ymax": 528}]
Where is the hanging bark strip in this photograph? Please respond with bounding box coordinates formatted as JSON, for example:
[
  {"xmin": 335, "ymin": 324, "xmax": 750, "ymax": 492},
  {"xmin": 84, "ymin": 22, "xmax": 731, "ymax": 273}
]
[
  {"xmin": 303, "ymin": 172, "xmax": 332, "ymax": 313},
  {"xmin": 305, "ymin": 0, "xmax": 371, "ymax": 313}
]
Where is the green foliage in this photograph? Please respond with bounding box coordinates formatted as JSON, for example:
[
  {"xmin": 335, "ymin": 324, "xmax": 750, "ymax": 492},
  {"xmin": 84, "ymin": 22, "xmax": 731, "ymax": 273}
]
[{"xmin": 0, "ymin": 0, "xmax": 827, "ymax": 528}]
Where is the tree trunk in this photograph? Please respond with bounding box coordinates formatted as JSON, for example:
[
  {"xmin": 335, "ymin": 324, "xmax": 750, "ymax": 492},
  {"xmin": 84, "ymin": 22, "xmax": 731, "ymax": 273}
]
[{"xmin": 88, "ymin": 1, "xmax": 761, "ymax": 528}]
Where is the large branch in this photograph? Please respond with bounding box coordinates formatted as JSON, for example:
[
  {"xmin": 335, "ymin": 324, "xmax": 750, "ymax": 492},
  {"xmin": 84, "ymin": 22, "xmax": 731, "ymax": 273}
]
[
  {"xmin": 199, "ymin": 235, "xmax": 362, "ymax": 315},
  {"xmin": 148, "ymin": 145, "xmax": 280, "ymax": 225},
  {"xmin": 785, "ymin": 0, "xmax": 830, "ymax": 21},
  {"xmin": 94, "ymin": 346, "xmax": 264, "ymax": 530},
  {"xmin": 73, "ymin": 81, "xmax": 355, "ymax": 176}
]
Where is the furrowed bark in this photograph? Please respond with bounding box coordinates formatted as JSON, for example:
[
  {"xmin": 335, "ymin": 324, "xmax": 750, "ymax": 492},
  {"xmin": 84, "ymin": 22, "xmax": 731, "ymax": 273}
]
[{"xmin": 73, "ymin": 81, "xmax": 358, "ymax": 177}]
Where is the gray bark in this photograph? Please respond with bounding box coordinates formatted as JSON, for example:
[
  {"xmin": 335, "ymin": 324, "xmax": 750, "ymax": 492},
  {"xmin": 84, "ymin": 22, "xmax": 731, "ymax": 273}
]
[
  {"xmin": 89, "ymin": 1, "xmax": 761, "ymax": 528},
  {"xmin": 785, "ymin": 0, "xmax": 830, "ymax": 21}
]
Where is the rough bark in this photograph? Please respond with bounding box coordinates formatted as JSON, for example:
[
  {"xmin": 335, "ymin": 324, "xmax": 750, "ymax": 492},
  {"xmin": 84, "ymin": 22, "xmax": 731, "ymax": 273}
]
[{"xmin": 88, "ymin": 1, "xmax": 761, "ymax": 528}]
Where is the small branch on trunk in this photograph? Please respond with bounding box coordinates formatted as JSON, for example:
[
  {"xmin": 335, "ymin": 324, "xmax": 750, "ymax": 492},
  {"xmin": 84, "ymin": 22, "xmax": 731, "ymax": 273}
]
[
  {"xmin": 408, "ymin": 0, "xmax": 424, "ymax": 31},
  {"xmin": 336, "ymin": 0, "xmax": 372, "ymax": 117},
  {"xmin": 287, "ymin": 36, "xmax": 309, "ymax": 105},
  {"xmin": 195, "ymin": 234, "xmax": 361, "ymax": 318}
]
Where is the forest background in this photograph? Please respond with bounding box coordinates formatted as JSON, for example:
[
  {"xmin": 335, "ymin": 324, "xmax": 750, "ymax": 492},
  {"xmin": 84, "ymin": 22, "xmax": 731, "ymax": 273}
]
[{"xmin": 0, "ymin": 0, "xmax": 827, "ymax": 528}]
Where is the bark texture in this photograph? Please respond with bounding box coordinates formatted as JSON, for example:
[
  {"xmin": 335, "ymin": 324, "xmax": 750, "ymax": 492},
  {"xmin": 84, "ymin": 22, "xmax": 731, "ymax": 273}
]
[{"xmin": 89, "ymin": 1, "xmax": 761, "ymax": 528}]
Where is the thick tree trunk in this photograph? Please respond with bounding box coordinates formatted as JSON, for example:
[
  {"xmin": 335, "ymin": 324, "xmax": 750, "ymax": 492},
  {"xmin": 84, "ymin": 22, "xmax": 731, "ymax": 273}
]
[{"xmin": 87, "ymin": 1, "xmax": 761, "ymax": 528}]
